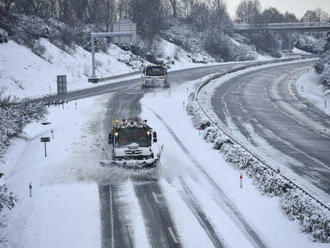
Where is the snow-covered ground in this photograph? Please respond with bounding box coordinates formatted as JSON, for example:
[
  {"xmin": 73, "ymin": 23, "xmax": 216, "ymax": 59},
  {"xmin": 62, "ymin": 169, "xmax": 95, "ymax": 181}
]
[
  {"xmin": 1, "ymin": 93, "xmax": 165, "ymax": 248},
  {"xmin": 292, "ymin": 47, "xmax": 313, "ymax": 55},
  {"xmin": 1, "ymin": 60, "xmax": 328, "ymax": 247},
  {"xmin": 0, "ymin": 39, "xmax": 136, "ymax": 98},
  {"xmin": 296, "ymin": 69, "xmax": 330, "ymax": 116},
  {"xmin": 1, "ymin": 32, "xmax": 326, "ymax": 247},
  {"xmin": 140, "ymin": 81, "xmax": 326, "ymax": 247},
  {"xmin": 1, "ymin": 96, "xmax": 110, "ymax": 247}
]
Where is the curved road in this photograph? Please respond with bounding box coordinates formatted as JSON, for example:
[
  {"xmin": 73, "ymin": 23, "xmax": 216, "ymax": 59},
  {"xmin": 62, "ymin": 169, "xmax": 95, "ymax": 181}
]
[
  {"xmin": 94, "ymin": 62, "xmax": 257, "ymax": 247},
  {"xmin": 36, "ymin": 60, "xmax": 303, "ymax": 247},
  {"xmin": 211, "ymin": 61, "xmax": 330, "ymax": 198}
]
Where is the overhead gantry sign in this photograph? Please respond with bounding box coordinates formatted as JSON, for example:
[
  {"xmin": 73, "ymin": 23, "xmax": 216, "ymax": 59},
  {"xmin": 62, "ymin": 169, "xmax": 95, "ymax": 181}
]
[{"xmin": 89, "ymin": 31, "xmax": 133, "ymax": 83}]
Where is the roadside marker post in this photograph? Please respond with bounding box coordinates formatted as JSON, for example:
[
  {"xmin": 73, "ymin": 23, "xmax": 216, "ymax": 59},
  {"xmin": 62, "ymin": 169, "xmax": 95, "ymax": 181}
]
[
  {"xmin": 29, "ymin": 183, "xmax": 32, "ymax": 198},
  {"xmin": 40, "ymin": 137, "xmax": 51, "ymax": 157},
  {"xmin": 198, "ymin": 127, "xmax": 202, "ymax": 136},
  {"xmin": 101, "ymin": 144, "xmax": 110, "ymax": 160},
  {"xmin": 240, "ymin": 174, "xmax": 243, "ymax": 189}
]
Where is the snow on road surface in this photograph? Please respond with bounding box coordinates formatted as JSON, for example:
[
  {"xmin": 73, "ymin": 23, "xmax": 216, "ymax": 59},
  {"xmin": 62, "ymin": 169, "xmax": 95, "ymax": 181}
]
[
  {"xmin": 140, "ymin": 80, "xmax": 327, "ymax": 247},
  {"xmin": 1, "ymin": 93, "xmax": 159, "ymax": 248},
  {"xmin": 197, "ymin": 59, "xmax": 330, "ymax": 206},
  {"xmin": 1, "ymin": 59, "xmax": 328, "ymax": 248}
]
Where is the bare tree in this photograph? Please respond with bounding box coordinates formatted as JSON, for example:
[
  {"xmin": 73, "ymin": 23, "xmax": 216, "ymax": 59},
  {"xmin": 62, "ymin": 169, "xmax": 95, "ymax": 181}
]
[
  {"xmin": 168, "ymin": 0, "xmax": 178, "ymax": 18},
  {"xmin": 210, "ymin": 0, "xmax": 232, "ymax": 32},
  {"xmin": 129, "ymin": 0, "xmax": 164, "ymax": 46},
  {"xmin": 283, "ymin": 11, "xmax": 298, "ymax": 23},
  {"xmin": 301, "ymin": 10, "xmax": 319, "ymax": 22},
  {"xmin": 261, "ymin": 7, "xmax": 284, "ymax": 23},
  {"xmin": 315, "ymin": 8, "xmax": 329, "ymax": 23},
  {"xmin": 235, "ymin": 0, "xmax": 261, "ymax": 24},
  {"xmin": 180, "ymin": 0, "xmax": 195, "ymax": 17},
  {"xmin": 189, "ymin": 2, "xmax": 211, "ymax": 30}
]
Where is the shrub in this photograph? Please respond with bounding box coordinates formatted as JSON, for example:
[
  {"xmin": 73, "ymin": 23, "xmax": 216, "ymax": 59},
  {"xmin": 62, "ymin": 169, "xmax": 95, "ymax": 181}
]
[
  {"xmin": 0, "ymin": 28, "xmax": 8, "ymax": 43},
  {"xmin": 32, "ymin": 39, "xmax": 46, "ymax": 56}
]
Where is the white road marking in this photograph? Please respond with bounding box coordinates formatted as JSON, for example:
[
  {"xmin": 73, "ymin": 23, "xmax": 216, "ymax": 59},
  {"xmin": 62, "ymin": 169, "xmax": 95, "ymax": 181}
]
[
  {"xmin": 168, "ymin": 227, "xmax": 179, "ymax": 244},
  {"xmin": 110, "ymin": 186, "xmax": 114, "ymax": 248},
  {"xmin": 152, "ymin": 191, "xmax": 160, "ymax": 204}
]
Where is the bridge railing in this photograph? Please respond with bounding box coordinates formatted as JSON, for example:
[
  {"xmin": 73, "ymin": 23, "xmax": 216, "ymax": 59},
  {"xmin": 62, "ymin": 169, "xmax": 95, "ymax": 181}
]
[{"xmin": 234, "ymin": 22, "xmax": 330, "ymax": 31}]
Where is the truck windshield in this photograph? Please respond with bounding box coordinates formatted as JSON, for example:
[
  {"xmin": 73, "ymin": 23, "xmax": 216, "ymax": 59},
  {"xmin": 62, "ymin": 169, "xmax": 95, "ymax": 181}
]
[
  {"xmin": 117, "ymin": 128, "xmax": 149, "ymax": 147},
  {"xmin": 145, "ymin": 66, "xmax": 166, "ymax": 76}
]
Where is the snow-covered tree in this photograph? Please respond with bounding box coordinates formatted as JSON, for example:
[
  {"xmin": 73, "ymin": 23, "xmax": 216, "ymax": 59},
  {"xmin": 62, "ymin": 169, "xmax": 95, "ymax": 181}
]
[{"xmin": 314, "ymin": 32, "xmax": 330, "ymax": 88}]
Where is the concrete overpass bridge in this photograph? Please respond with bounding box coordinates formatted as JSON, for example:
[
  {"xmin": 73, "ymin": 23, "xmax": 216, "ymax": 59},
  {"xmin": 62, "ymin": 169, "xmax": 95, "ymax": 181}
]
[
  {"xmin": 233, "ymin": 22, "xmax": 330, "ymax": 51},
  {"xmin": 233, "ymin": 22, "xmax": 330, "ymax": 33}
]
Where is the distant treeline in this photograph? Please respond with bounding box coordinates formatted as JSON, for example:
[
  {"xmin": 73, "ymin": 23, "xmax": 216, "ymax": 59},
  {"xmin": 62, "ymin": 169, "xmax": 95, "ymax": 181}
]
[{"xmin": 1, "ymin": 0, "xmax": 329, "ymax": 37}]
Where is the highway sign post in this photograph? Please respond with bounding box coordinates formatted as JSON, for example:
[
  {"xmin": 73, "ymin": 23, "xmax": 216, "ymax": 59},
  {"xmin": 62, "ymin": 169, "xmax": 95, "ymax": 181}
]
[
  {"xmin": 57, "ymin": 75, "xmax": 67, "ymax": 95},
  {"xmin": 40, "ymin": 137, "xmax": 50, "ymax": 157},
  {"xmin": 89, "ymin": 29, "xmax": 135, "ymax": 82}
]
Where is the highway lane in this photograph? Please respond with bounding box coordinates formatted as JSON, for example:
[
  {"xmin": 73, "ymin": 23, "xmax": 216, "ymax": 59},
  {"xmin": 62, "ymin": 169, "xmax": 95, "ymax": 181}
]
[
  {"xmin": 101, "ymin": 84, "xmax": 181, "ymax": 248},
  {"xmin": 34, "ymin": 62, "xmax": 268, "ymax": 247},
  {"xmin": 97, "ymin": 62, "xmax": 260, "ymax": 247},
  {"xmin": 211, "ymin": 61, "xmax": 330, "ymax": 197},
  {"xmin": 36, "ymin": 63, "xmax": 252, "ymax": 104}
]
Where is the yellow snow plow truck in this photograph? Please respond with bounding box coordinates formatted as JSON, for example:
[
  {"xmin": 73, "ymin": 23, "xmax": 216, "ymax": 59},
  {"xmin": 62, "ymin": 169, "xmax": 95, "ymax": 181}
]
[
  {"xmin": 141, "ymin": 65, "xmax": 170, "ymax": 88},
  {"xmin": 105, "ymin": 119, "xmax": 162, "ymax": 169}
]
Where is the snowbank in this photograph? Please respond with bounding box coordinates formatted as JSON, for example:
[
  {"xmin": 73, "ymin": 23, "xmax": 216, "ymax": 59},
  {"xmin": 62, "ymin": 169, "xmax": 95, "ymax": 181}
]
[
  {"xmin": 296, "ymin": 70, "xmax": 330, "ymax": 116},
  {"xmin": 0, "ymin": 96, "xmax": 109, "ymax": 247}
]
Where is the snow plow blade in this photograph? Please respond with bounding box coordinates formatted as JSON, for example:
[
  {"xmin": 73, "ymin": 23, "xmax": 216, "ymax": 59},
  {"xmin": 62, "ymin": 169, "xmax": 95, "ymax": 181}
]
[
  {"xmin": 100, "ymin": 159, "xmax": 160, "ymax": 180},
  {"xmin": 100, "ymin": 158, "xmax": 159, "ymax": 169}
]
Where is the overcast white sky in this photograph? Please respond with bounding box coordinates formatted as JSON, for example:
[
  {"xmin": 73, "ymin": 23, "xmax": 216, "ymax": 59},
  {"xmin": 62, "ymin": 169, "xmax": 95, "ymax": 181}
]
[{"xmin": 225, "ymin": 0, "xmax": 330, "ymax": 19}]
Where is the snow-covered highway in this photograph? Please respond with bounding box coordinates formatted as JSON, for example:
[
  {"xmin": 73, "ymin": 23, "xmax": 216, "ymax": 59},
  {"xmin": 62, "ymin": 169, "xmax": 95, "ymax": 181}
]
[
  {"xmin": 3, "ymin": 61, "xmax": 329, "ymax": 248},
  {"xmin": 210, "ymin": 60, "xmax": 330, "ymax": 204}
]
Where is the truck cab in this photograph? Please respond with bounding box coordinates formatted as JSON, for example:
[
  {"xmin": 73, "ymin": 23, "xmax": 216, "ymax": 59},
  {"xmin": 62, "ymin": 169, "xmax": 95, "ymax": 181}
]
[{"xmin": 108, "ymin": 119, "xmax": 158, "ymax": 168}]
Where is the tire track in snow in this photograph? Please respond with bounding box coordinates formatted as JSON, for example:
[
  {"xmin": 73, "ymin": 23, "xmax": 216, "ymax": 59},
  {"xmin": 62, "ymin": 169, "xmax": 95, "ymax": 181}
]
[
  {"xmin": 178, "ymin": 178, "xmax": 226, "ymax": 248},
  {"xmin": 134, "ymin": 181, "xmax": 181, "ymax": 248},
  {"xmin": 102, "ymin": 86, "xmax": 181, "ymax": 248},
  {"xmin": 147, "ymin": 106, "xmax": 268, "ymax": 248}
]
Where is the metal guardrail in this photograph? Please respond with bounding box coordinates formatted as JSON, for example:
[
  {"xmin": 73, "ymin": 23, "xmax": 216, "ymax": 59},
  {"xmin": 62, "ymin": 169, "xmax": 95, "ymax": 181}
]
[
  {"xmin": 194, "ymin": 56, "xmax": 330, "ymax": 212},
  {"xmin": 88, "ymin": 71, "xmax": 139, "ymax": 83}
]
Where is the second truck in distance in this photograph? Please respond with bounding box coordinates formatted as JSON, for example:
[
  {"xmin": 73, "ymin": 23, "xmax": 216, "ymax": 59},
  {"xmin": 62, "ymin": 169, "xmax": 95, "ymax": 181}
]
[{"xmin": 141, "ymin": 64, "xmax": 170, "ymax": 88}]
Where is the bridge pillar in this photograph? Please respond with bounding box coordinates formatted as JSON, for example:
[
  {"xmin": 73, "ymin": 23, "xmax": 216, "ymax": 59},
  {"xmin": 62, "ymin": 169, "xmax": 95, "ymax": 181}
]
[{"xmin": 282, "ymin": 35, "xmax": 293, "ymax": 52}]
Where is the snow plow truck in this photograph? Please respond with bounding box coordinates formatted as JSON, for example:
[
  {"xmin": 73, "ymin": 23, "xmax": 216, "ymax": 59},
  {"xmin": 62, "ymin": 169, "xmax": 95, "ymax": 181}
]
[
  {"xmin": 106, "ymin": 119, "xmax": 161, "ymax": 169},
  {"xmin": 141, "ymin": 64, "xmax": 170, "ymax": 88}
]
